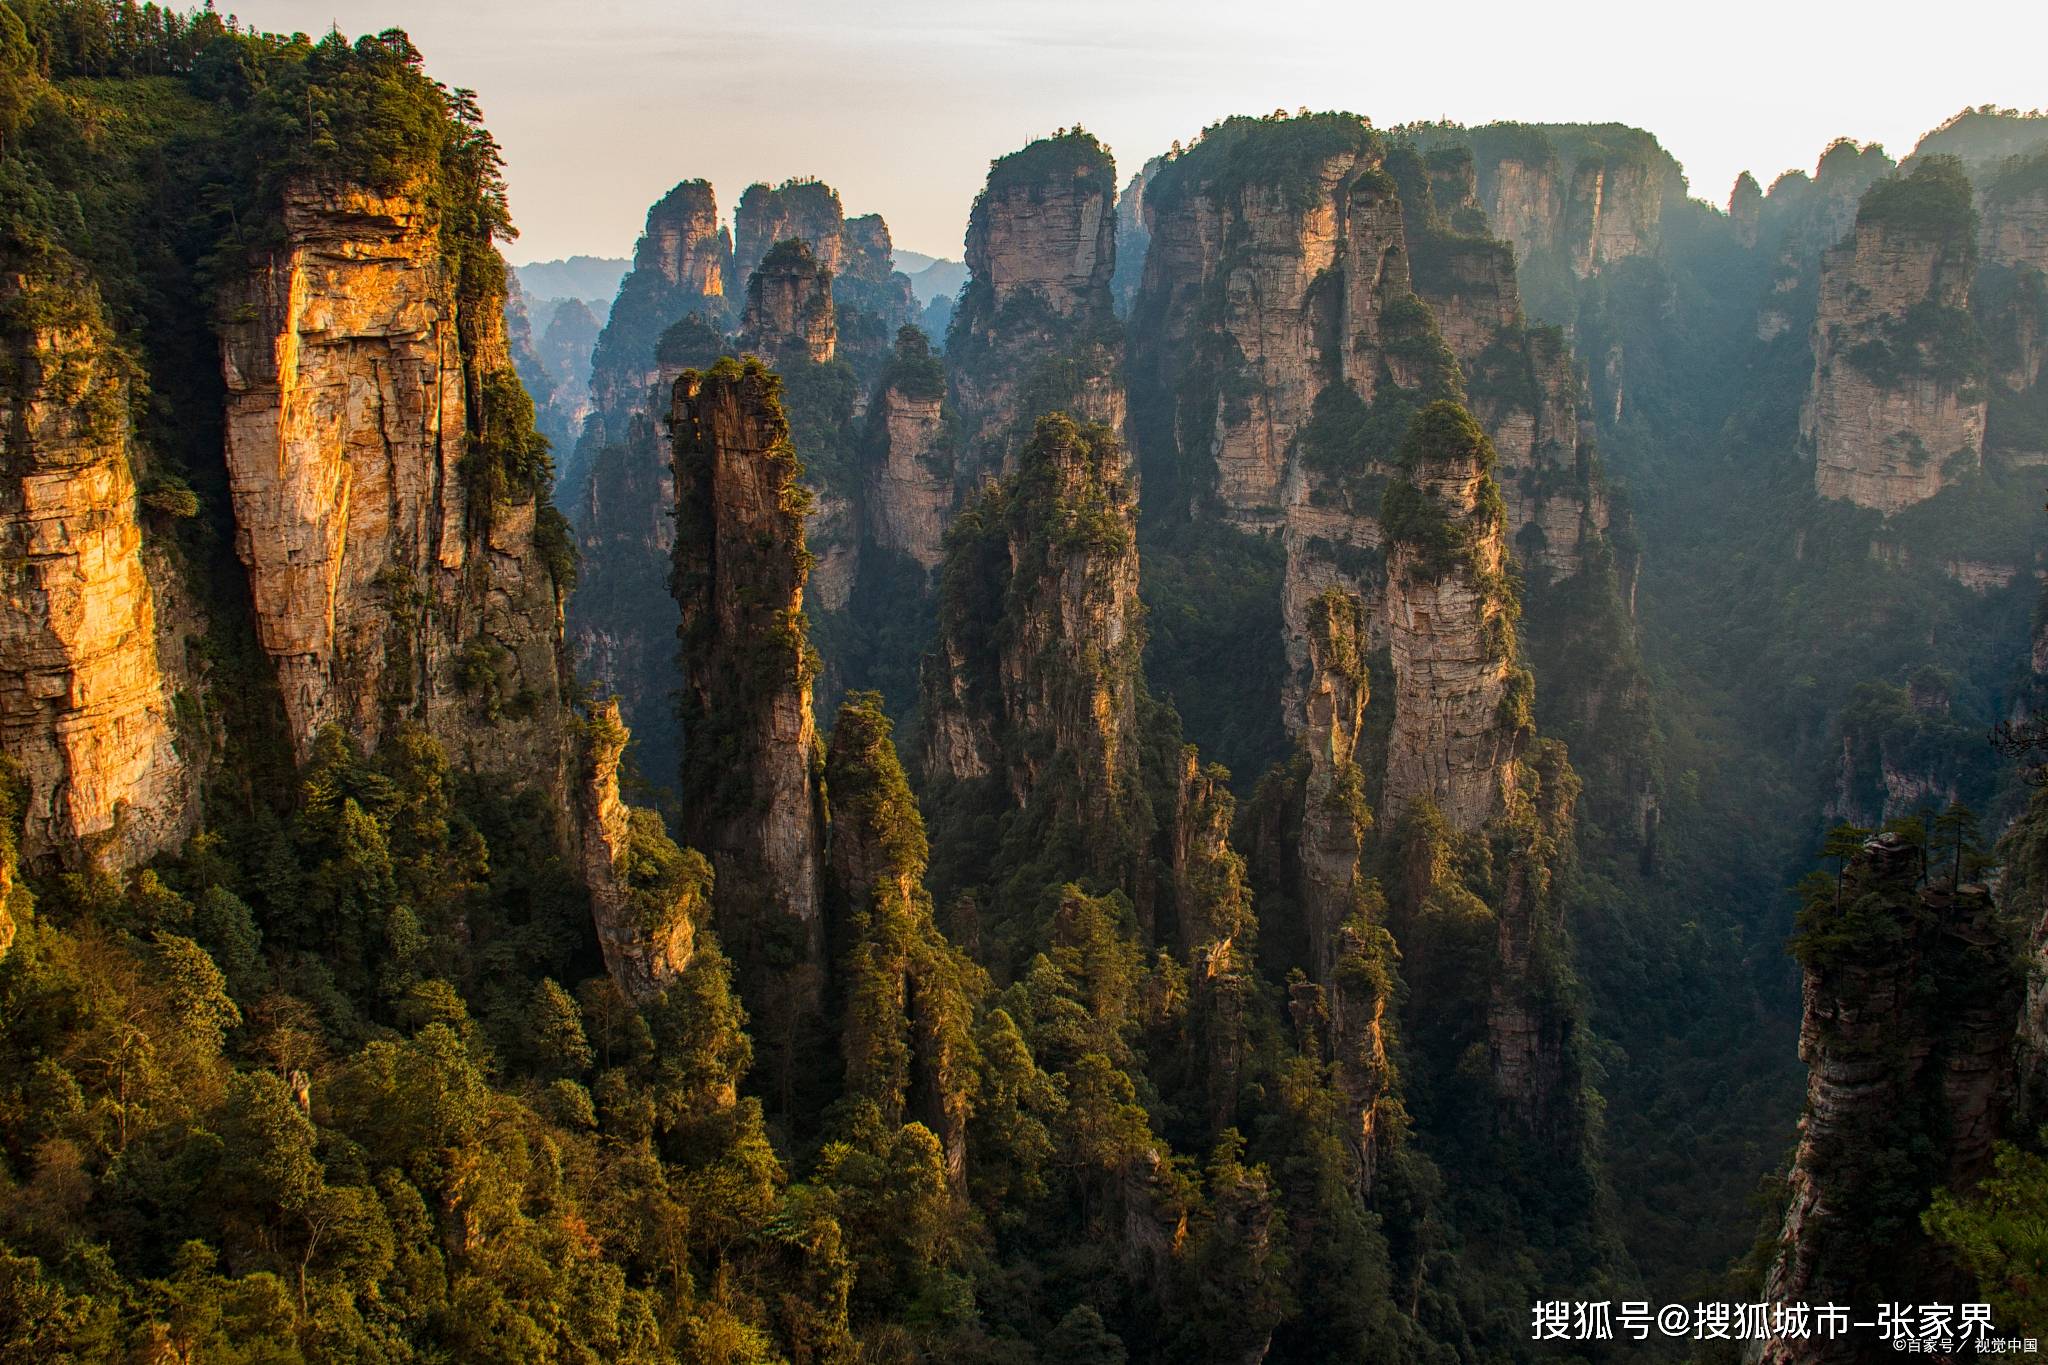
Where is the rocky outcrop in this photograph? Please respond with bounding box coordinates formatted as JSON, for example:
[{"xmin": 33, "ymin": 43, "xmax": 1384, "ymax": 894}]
[
  {"xmin": 0, "ymin": 264, "xmax": 193, "ymax": 867},
  {"xmin": 736, "ymin": 179, "xmax": 846, "ymax": 280},
  {"xmin": 947, "ymin": 132, "xmax": 1125, "ymax": 484},
  {"xmin": 568, "ymin": 184, "xmax": 739, "ymax": 788},
  {"xmin": 671, "ymin": 359, "xmax": 828, "ymax": 1067},
  {"xmin": 921, "ymin": 414, "xmax": 1143, "ymax": 868},
  {"xmin": 1731, "ymin": 172, "xmax": 1763, "ymax": 248},
  {"xmin": 1486, "ymin": 741, "xmax": 1580, "ymax": 1139},
  {"xmin": 1298, "ymin": 589, "xmax": 1391, "ymax": 1188},
  {"xmin": 580, "ymin": 700, "xmax": 706, "ymax": 1002},
  {"xmin": 1391, "ymin": 146, "xmax": 1609, "ymax": 581},
  {"xmin": 862, "ymin": 329, "xmax": 953, "ymax": 572},
  {"xmin": 1804, "ymin": 159, "xmax": 1985, "ymax": 514},
  {"xmin": 1454, "ymin": 125, "xmax": 1681, "ymax": 281},
  {"xmin": 1136, "ymin": 117, "xmax": 1379, "ymax": 528},
  {"xmin": 1756, "ymin": 141, "xmax": 1897, "ymax": 344},
  {"xmin": 1760, "ymin": 834, "xmax": 2020, "ymax": 1362},
  {"xmin": 1381, "ymin": 403, "xmax": 1527, "ymax": 831},
  {"xmin": 824, "ymin": 693, "xmax": 979, "ymax": 1191},
  {"xmin": 219, "ymin": 182, "xmax": 569, "ymax": 782},
  {"xmin": 740, "ymin": 238, "xmax": 836, "ymax": 365},
  {"xmin": 1297, "ymin": 590, "xmax": 1372, "ymax": 977},
  {"xmin": 583, "ymin": 180, "xmax": 734, "ymax": 441},
  {"xmin": 1158, "ymin": 743, "xmax": 1259, "ymax": 1133}
]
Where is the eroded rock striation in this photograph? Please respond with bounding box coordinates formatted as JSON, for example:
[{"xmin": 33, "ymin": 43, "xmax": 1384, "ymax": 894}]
[
  {"xmin": 1453, "ymin": 124, "xmax": 1680, "ymax": 283},
  {"xmin": 0, "ymin": 264, "xmax": 193, "ymax": 866},
  {"xmin": 1804, "ymin": 158, "xmax": 1985, "ymax": 513},
  {"xmin": 1299, "ymin": 589, "xmax": 1393, "ymax": 1186},
  {"xmin": 219, "ymin": 182, "xmax": 569, "ymax": 783}
]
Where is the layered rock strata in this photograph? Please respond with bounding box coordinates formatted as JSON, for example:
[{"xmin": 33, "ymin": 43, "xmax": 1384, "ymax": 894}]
[{"xmin": 219, "ymin": 182, "xmax": 568, "ymax": 780}]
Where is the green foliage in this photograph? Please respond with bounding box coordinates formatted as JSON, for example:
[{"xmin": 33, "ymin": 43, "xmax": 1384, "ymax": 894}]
[
  {"xmin": 1926, "ymin": 1135, "xmax": 2048, "ymax": 1335},
  {"xmin": 982, "ymin": 126, "xmax": 1114, "ymax": 203},
  {"xmin": 1856, "ymin": 154, "xmax": 1979, "ymax": 239},
  {"xmin": 1146, "ymin": 111, "xmax": 1380, "ymax": 215},
  {"xmin": 654, "ymin": 309, "xmax": 725, "ymax": 367},
  {"xmin": 1378, "ymin": 401, "xmax": 1505, "ymax": 582},
  {"xmin": 1842, "ymin": 299, "xmax": 1986, "ymax": 388},
  {"xmin": 877, "ymin": 322, "xmax": 944, "ymax": 401},
  {"xmin": 464, "ymin": 365, "xmax": 553, "ymax": 504}
]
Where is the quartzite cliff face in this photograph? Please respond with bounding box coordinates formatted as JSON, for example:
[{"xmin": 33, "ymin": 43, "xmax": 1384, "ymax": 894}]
[
  {"xmin": 1761, "ymin": 834, "xmax": 2020, "ymax": 1363},
  {"xmin": 1132, "ymin": 118, "xmax": 1625, "ymax": 814},
  {"xmin": 219, "ymin": 182, "xmax": 569, "ymax": 783},
  {"xmin": 947, "ymin": 133, "xmax": 1126, "ymax": 486},
  {"xmin": 1382, "ymin": 403, "xmax": 1528, "ymax": 830},
  {"xmin": 1136, "ymin": 119, "xmax": 1378, "ymax": 530},
  {"xmin": 671, "ymin": 359, "xmax": 828, "ymax": 1074},
  {"xmin": 921, "ymin": 414, "xmax": 1143, "ymax": 863},
  {"xmin": 740, "ymin": 238, "xmax": 836, "ymax": 366},
  {"xmin": 1804, "ymin": 159, "xmax": 1986, "ymax": 514},
  {"xmin": 0, "ymin": 264, "xmax": 193, "ymax": 867},
  {"xmin": 862, "ymin": 328, "xmax": 953, "ymax": 573}
]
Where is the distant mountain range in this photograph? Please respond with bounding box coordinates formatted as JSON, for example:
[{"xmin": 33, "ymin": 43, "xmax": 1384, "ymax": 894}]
[{"xmin": 516, "ymin": 250, "xmax": 965, "ymax": 319}]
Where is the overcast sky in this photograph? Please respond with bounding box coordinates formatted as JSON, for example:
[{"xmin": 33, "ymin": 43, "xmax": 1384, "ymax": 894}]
[{"xmin": 237, "ymin": 0, "xmax": 2044, "ymax": 265}]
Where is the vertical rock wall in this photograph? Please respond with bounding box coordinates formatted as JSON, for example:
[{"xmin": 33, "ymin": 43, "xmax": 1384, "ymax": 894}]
[
  {"xmin": 219, "ymin": 183, "xmax": 567, "ymax": 782},
  {"xmin": 0, "ymin": 264, "xmax": 193, "ymax": 866},
  {"xmin": 671, "ymin": 359, "xmax": 828, "ymax": 1068}
]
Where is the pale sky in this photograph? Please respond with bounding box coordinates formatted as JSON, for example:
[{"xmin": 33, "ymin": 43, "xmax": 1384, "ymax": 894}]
[{"xmin": 237, "ymin": 0, "xmax": 2045, "ymax": 265}]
